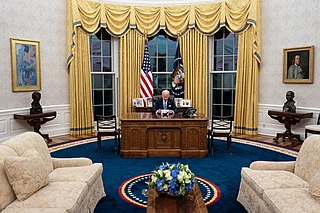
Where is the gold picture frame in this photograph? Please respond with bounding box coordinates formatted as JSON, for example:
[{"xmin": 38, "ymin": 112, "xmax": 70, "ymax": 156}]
[
  {"xmin": 283, "ymin": 46, "xmax": 314, "ymax": 84},
  {"xmin": 10, "ymin": 38, "xmax": 41, "ymax": 91}
]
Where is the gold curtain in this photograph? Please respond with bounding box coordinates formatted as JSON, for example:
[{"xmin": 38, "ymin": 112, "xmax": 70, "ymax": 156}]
[
  {"xmin": 119, "ymin": 30, "xmax": 145, "ymax": 117},
  {"xmin": 181, "ymin": 29, "xmax": 208, "ymax": 116},
  {"xmin": 69, "ymin": 27, "xmax": 94, "ymax": 135},
  {"xmin": 67, "ymin": 0, "xmax": 261, "ymax": 135},
  {"xmin": 234, "ymin": 25, "xmax": 259, "ymax": 135}
]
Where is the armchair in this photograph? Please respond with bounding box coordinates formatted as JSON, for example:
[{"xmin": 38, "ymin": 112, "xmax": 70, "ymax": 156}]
[
  {"xmin": 96, "ymin": 115, "xmax": 120, "ymax": 153},
  {"xmin": 305, "ymin": 113, "xmax": 320, "ymax": 138},
  {"xmin": 237, "ymin": 135, "xmax": 320, "ymax": 213},
  {"xmin": 207, "ymin": 115, "xmax": 233, "ymax": 154}
]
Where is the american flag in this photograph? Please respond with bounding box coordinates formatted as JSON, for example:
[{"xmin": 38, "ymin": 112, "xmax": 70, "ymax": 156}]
[{"xmin": 140, "ymin": 41, "xmax": 153, "ymax": 100}]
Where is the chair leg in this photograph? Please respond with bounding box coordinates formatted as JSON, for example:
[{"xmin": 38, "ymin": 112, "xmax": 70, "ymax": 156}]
[
  {"xmin": 114, "ymin": 135, "xmax": 117, "ymax": 154},
  {"xmin": 305, "ymin": 130, "xmax": 307, "ymax": 140},
  {"xmin": 227, "ymin": 136, "xmax": 232, "ymax": 154},
  {"xmin": 211, "ymin": 136, "xmax": 214, "ymax": 155},
  {"xmin": 97, "ymin": 134, "xmax": 102, "ymax": 151}
]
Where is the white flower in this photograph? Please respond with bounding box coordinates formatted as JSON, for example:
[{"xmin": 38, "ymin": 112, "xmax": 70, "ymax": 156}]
[
  {"xmin": 151, "ymin": 175, "xmax": 157, "ymax": 183},
  {"xmin": 157, "ymin": 170, "xmax": 163, "ymax": 178}
]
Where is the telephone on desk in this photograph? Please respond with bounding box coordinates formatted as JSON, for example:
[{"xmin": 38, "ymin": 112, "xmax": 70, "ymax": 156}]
[{"xmin": 183, "ymin": 108, "xmax": 197, "ymax": 118}]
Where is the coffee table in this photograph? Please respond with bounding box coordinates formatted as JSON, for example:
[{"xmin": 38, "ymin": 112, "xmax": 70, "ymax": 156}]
[{"xmin": 147, "ymin": 183, "xmax": 208, "ymax": 213}]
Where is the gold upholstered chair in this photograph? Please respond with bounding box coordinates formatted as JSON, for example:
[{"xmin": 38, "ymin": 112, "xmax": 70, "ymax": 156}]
[{"xmin": 305, "ymin": 113, "xmax": 320, "ymax": 139}]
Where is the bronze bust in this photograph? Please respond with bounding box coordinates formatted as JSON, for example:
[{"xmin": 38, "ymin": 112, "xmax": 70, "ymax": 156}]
[
  {"xmin": 283, "ymin": 91, "xmax": 296, "ymax": 113},
  {"xmin": 30, "ymin": 91, "xmax": 43, "ymax": 114}
]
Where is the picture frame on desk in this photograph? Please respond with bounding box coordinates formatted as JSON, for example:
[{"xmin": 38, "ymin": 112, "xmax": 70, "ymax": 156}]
[
  {"xmin": 174, "ymin": 98, "xmax": 182, "ymax": 107},
  {"xmin": 10, "ymin": 38, "xmax": 41, "ymax": 92},
  {"xmin": 146, "ymin": 97, "xmax": 153, "ymax": 107},
  {"xmin": 181, "ymin": 99, "xmax": 191, "ymax": 107},
  {"xmin": 135, "ymin": 98, "xmax": 144, "ymax": 107}
]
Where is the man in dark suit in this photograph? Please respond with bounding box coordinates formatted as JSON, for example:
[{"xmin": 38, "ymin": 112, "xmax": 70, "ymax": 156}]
[{"xmin": 152, "ymin": 90, "xmax": 178, "ymax": 114}]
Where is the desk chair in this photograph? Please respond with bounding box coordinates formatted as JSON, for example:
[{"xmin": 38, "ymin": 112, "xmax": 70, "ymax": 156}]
[
  {"xmin": 305, "ymin": 114, "xmax": 320, "ymax": 139},
  {"xmin": 207, "ymin": 115, "xmax": 233, "ymax": 155},
  {"xmin": 96, "ymin": 115, "xmax": 120, "ymax": 153}
]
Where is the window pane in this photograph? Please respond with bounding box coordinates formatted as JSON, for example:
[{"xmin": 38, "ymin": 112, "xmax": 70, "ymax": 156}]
[
  {"xmin": 150, "ymin": 57, "xmax": 156, "ymax": 72},
  {"xmin": 158, "ymin": 74, "xmax": 167, "ymax": 89},
  {"xmin": 214, "ymin": 56, "xmax": 223, "ymax": 71},
  {"xmin": 214, "ymin": 40, "xmax": 223, "ymax": 55},
  {"xmin": 213, "ymin": 105, "xmax": 221, "ymax": 116},
  {"xmin": 234, "ymin": 39, "xmax": 238, "ymax": 54},
  {"xmin": 223, "ymin": 73, "xmax": 233, "ymax": 88},
  {"xmin": 104, "ymin": 75, "xmax": 113, "ymax": 88},
  {"xmin": 94, "ymin": 106, "xmax": 103, "ymax": 120},
  {"xmin": 213, "ymin": 73, "xmax": 222, "ymax": 88},
  {"xmin": 222, "ymin": 105, "xmax": 232, "ymax": 116},
  {"xmin": 224, "ymin": 56, "xmax": 233, "ymax": 71},
  {"xmin": 153, "ymin": 74, "xmax": 159, "ymax": 88},
  {"xmin": 158, "ymin": 58, "xmax": 166, "ymax": 72},
  {"xmin": 104, "ymin": 106, "xmax": 113, "ymax": 116},
  {"xmin": 102, "ymin": 41, "xmax": 111, "ymax": 56},
  {"xmin": 93, "ymin": 90, "xmax": 103, "ymax": 105},
  {"xmin": 213, "ymin": 89, "xmax": 222, "ymax": 104},
  {"xmin": 104, "ymin": 90, "xmax": 113, "ymax": 104},
  {"xmin": 158, "ymin": 35, "xmax": 166, "ymax": 56},
  {"xmin": 234, "ymin": 56, "xmax": 238, "ymax": 71},
  {"xmin": 224, "ymin": 39, "xmax": 233, "ymax": 55},
  {"xmin": 149, "ymin": 38, "xmax": 156, "ymax": 57},
  {"xmin": 233, "ymin": 73, "xmax": 237, "ymax": 88},
  {"xmin": 168, "ymin": 57, "xmax": 174, "ymax": 72},
  {"xmin": 91, "ymin": 57, "xmax": 101, "ymax": 72},
  {"xmin": 91, "ymin": 41, "xmax": 101, "ymax": 56},
  {"xmin": 223, "ymin": 89, "xmax": 232, "ymax": 104},
  {"xmin": 168, "ymin": 40, "xmax": 176, "ymax": 56},
  {"xmin": 92, "ymin": 74, "xmax": 103, "ymax": 89},
  {"xmin": 103, "ymin": 57, "xmax": 111, "ymax": 72}
]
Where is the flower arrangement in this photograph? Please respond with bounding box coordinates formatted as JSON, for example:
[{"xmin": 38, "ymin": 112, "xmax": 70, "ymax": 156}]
[{"xmin": 148, "ymin": 162, "xmax": 196, "ymax": 197}]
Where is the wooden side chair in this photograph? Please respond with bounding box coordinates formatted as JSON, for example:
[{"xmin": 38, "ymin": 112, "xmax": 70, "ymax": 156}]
[
  {"xmin": 207, "ymin": 115, "xmax": 233, "ymax": 155},
  {"xmin": 96, "ymin": 115, "xmax": 120, "ymax": 153},
  {"xmin": 305, "ymin": 114, "xmax": 320, "ymax": 139}
]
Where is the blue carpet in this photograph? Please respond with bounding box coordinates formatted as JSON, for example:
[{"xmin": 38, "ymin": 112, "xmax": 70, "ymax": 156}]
[{"xmin": 51, "ymin": 139, "xmax": 295, "ymax": 213}]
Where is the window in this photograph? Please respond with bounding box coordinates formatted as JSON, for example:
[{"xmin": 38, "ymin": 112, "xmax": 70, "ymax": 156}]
[
  {"xmin": 148, "ymin": 31, "xmax": 177, "ymax": 95},
  {"xmin": 209, "ymin": 27, "xmax": 238, "ymax": 117},
  {"xmin": 90, "ymin": 29, "xmax": 119, "ymax": 120}
]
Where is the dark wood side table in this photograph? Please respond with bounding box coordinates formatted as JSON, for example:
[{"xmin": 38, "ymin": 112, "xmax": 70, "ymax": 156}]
[
  {"xmin": 268, "ymin": 110, "xmax": 313, "ymax": 145},
  {"xmin": 147, "ymin": 183, "xmax": 208, "ymax": 213},
  {"xmin": 14, "ymin": 111, "xmax": 57, "ymax": 142}
]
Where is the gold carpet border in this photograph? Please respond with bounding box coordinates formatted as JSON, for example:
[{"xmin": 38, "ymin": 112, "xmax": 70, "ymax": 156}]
[{"xmin": 49, "ymin": 136, "xmax": 298, "ymax": 158}]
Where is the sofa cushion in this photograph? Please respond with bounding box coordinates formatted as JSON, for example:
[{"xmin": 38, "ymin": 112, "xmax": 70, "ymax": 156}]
[
  {"xmin": 1, "ymin": 208, "xmax": 67, "ymax": 213},
  {"xmin": 5, "ymin": 182, "xmax": 88, "ymax": 213},
  {"xmin": 2, "ymin": 132, "xmax": 53, "ymax": 174},
  {"xmin": 241, "ymin": 168, "xmax": 309, "ymax": 197},
  {"xmin": 263, "ymin": 188, "xmax": 320, "ymax": 213},
  {"xmin": 295, "ymin": 135, "xmax": 320, "ymax": 182},
  {"xmin": 49, "ymin": 163, "xmax": 102, "ymax": 188},
  {"xmin": 4, "ymin": 149, "xmax": 49, "ymax": 201},
  {"xmin": 0, "ymin": 145, "xmax": 18, "ymax": 211},
  {"xmin": 309, "ymin": 172, "xmax": 320, "ymax": 199}
]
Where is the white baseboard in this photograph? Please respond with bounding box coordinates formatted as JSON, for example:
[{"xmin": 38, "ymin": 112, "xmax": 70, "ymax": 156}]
[{"xmin": 0, "ymin": 105, "xmax": 70, "ymax": 143}]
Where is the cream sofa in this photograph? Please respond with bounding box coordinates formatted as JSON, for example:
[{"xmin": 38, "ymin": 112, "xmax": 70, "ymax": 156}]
[
  {"xmin": 0, "ymin": 132, "xmax": 106, "ymax": 213},
  {"xmin": 237, "ymin": 135, "xmax": 320, "ymax": 213}
]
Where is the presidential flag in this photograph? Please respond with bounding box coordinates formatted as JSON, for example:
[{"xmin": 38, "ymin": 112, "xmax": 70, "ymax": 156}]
[
  {"xmin": 171, "ymin": 41, "xmax": 184, "ymax": 98},
  {"xmin": 140, "ymin": 41, "xmax": 153, "ymax": 101}
]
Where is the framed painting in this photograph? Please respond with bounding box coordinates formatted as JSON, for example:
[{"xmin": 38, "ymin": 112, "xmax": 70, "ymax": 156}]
[
  {"xmin": 10, "ymin": 38, "xmax": 41, "ymax": 91},
  {"xmin": 146, "ymin": 97, "xmax": 153, "ymax": 107},
  {"xmin": 135, "ymin": 98, "xmax": 144, "ymax": 107},
  {"xmin": 283, "ymin": 46, "xmax": 314, "ymax": 84}
]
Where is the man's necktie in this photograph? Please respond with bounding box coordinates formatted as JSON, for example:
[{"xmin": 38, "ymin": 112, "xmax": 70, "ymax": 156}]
[{"xmin": 164, "ymin": 101, "xmax": 167, "ymax": 109}]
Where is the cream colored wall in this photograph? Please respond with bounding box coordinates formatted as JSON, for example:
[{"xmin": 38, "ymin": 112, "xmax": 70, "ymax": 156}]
[
  {"xmin": 258, "ymin": 0, "xmax": 320, "ymax": 137},
  {"xmin": 0, "ymin": 0, "xmax": 69, "ymax": 140}
]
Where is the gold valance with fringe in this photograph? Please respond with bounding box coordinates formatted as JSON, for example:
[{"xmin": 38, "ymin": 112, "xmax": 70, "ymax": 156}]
[{"xmin": 67, "ymin": 0, "xmax": 261, "ymax": 66}]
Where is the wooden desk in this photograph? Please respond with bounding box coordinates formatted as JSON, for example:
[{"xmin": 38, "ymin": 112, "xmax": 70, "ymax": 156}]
[
  {"xmin": 120, "ymin": 112, "xmax": 208, "ymax": 158},
  {"xmin": 14, "ymin": 111, "xmax": 57, "ymax": 142},
  {"xmin": 268, "ymin": 110, "xmax": 313, "ymax": 145},
  {"xmin": 131, "ymin": 106, "xmax": 188, "ymax": 113},
  {"xmin": 147, "ymin": 183, "xmax": 208, "ymax": 213}
]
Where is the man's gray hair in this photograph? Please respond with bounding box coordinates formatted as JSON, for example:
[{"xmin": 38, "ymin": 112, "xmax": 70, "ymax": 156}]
[{"xmin": 162, "ymin": 90, "xmax": 170, "ymax": 95}]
